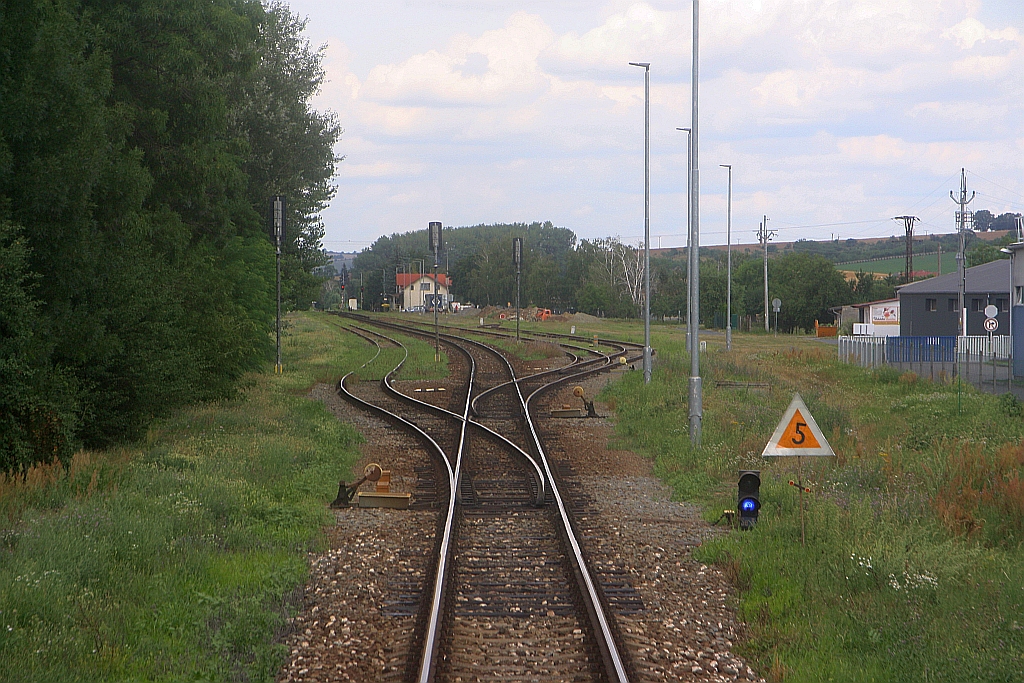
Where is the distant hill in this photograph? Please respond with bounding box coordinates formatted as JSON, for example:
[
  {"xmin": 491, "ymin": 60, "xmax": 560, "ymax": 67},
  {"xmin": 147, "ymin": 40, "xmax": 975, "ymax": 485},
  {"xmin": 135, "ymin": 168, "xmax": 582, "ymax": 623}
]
[{"xmin": 652, "ymin": 229, "xmax": 1016, "ymax": 272}]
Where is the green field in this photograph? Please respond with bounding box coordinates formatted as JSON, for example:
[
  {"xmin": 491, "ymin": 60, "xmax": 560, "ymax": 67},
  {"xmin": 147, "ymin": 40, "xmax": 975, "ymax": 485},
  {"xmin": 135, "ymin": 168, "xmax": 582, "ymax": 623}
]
[{"xmin": 838, "ymin": 251, "xmax": 957, "ymax": 276}]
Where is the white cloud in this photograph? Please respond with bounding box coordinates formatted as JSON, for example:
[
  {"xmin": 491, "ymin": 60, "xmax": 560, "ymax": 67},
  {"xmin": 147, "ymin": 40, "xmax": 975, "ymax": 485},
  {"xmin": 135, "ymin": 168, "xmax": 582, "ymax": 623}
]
[{"xmin": 297, "ymin": 0, "xmax": 1024, "ymax": 248}]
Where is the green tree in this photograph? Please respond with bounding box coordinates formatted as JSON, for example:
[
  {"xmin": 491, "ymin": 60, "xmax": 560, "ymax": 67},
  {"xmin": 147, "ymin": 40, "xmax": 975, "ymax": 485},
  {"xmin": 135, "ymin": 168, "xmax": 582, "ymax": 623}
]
[{"xmin": 0, "ymin": 0, "xmax": 340, "ymax": 456}]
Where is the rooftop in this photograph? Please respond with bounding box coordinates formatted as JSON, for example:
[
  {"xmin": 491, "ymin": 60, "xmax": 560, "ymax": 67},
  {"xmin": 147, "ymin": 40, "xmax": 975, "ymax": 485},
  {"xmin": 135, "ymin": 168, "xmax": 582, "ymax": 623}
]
[{"xmin": 897, "ymin": 259, "xmax": 1008, "ymax": 296}]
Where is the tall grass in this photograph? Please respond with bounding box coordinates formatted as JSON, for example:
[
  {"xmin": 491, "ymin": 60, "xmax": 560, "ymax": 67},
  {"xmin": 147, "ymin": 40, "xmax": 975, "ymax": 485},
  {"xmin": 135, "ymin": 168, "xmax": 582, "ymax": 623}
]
[
  {"xmin": 603, "ymin": 331, "xmax": 1024, "ymax": 681},
  {"xmin": 0, "ymin": 312, "xmax": 367, "ymax": 681}
]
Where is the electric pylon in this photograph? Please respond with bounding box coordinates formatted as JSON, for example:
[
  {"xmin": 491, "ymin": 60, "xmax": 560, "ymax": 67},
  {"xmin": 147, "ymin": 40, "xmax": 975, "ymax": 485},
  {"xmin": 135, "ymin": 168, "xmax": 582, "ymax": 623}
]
[{"xmin": 894, "ymin": 215, "xmax": 919, "ymax": 283}]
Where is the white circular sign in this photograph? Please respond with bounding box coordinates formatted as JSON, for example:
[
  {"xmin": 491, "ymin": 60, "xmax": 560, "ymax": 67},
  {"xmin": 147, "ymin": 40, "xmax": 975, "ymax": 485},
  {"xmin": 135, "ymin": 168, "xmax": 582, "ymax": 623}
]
[
  {"xmin": 984, "ymin": 317, "xmax": 999, "ymax": 332},
  {"xmin": 984, "ymin": 304, "xmax": 998, "ymax": 318},
  {"xmin": 772, "ymin": 298, "xmax": 782, "ymax": 312}
]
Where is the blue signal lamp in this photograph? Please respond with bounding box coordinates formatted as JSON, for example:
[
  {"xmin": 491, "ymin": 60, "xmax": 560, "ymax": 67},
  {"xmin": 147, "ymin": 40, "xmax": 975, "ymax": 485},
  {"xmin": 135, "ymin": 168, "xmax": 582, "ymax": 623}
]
[{"xmin": 738, "ymin": 470, "xmax": 761, "ymax": 530}]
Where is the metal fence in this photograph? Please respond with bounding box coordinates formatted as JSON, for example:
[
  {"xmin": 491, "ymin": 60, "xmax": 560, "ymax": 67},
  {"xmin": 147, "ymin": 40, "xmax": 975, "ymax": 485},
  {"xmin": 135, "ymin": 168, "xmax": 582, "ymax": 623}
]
[
  {"xmin": 838, "ymin": 335, "xmax": 888, "ymax": 368},
  {"xmin": 838, "ymin": 335, "xmax": 1010, "ymax": 367},
  {"xmin": 837, "ymin": 335, "xmax": 1012, "ymax": 392}
]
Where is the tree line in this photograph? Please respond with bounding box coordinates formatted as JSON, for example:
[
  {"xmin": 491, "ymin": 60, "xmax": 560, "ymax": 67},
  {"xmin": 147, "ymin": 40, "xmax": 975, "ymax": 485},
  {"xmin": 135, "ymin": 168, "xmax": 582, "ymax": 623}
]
[
  {"xmin": 349, "ymin": 223, "xmax": 887, "ymax": 330},
  {"xmin": 1, "ymin": 0, "xmax": 339, "ymax": 472}
]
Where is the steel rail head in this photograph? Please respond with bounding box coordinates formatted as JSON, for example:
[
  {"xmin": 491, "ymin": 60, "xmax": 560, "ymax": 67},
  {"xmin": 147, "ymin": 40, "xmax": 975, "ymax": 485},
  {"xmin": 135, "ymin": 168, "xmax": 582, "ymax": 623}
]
[
  {"xmin": 361, "ymin": 322, "xmax": 548, "ymax": 507},
  {"xmin": 342, "ymin": 313, "xmax": 634, "ymax": 682},
  {"xmin": 334, "ymin": 324, "xmax": 460, "ymax": 683},
  {"xmin": 519, "ymin": 365, "xmax": 633, "ymax": 681}
]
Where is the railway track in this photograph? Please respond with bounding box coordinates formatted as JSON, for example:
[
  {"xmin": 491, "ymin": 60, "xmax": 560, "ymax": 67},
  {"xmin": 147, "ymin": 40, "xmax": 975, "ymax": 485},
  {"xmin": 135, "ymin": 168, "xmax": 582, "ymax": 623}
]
[{"xmin": 334, "ymin": 315, "xmax": 639, "ymax": 682}]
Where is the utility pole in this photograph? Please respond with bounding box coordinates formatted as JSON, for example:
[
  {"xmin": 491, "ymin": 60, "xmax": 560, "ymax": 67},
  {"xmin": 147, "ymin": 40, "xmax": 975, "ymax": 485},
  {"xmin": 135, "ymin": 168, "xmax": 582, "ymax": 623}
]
[
  {"xmin": 721, "ymin": 164, "xmax": 732, "ymax": 351},
  {"xmin": 688, "ymin": 0, "xmax": 701, "ymax": 445},
  {"xmin": 951, "ymin": 168, "xmax": 975, "ymax": 338},
  {"xmin": 894, "ymin": 215, "xmax": 919, "ymax": 283},
  {"xmin": 937, "ymin": 244, "xmax": 942, "ymax": 276},
  {"xmin": 757, "ymin": 216, "xmax": 775, "ymax": 332}
]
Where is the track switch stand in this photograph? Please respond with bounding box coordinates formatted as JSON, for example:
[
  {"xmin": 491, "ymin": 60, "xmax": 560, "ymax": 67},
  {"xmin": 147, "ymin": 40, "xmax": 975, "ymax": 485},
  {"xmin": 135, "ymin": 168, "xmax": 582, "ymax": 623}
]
[{"xmin": 331, "ymin": 463, "xmax": 383, "ymax": 508}]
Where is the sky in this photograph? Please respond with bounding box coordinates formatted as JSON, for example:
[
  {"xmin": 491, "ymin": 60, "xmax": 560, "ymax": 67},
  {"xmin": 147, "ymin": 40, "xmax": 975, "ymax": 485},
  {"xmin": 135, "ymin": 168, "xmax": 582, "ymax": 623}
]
[{"xmin": 286, "ymin": 0, "xmax": 1024, "ymax": 251}]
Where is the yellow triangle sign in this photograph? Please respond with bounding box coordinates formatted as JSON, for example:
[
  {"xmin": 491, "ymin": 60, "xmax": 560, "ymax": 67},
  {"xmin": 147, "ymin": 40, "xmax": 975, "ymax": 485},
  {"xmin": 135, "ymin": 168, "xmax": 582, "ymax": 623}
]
[{"xmin": 762, "ymin": 393, "xmax": 835, "ymax": 457}]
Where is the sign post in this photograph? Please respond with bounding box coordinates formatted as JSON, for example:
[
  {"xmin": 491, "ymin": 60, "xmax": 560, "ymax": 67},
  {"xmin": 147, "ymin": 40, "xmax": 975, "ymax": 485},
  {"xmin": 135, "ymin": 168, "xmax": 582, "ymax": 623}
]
[
  {"xmin": 763, "ymin": 393, "xmax": 835, "ymax": 546},
  {"xmin": 772, "ymin": 298, "xmax": 781, "ymax": 337},
  {"xmin": 985, "ymin": 304, "xmax": 998, "ymax": 391}
]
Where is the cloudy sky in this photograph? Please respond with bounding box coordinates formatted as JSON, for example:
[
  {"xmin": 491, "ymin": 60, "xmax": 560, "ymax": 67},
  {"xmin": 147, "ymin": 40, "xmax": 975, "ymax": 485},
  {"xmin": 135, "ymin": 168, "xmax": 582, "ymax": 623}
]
[{"xmin": 288, "ymin": 0, "xmax": 1024, "ymax": 251}]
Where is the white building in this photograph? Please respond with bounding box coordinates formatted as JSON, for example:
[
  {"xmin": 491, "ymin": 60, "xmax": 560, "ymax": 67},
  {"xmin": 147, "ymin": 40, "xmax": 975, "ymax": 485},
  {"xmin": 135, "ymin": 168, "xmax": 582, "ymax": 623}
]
[
  {"xmin": 852, "ymin": 298, "xmax": 900, "ymax": 337},
  {"xmin": 397, "ymin": 273, "xmax": 450, "ymax": 311}
]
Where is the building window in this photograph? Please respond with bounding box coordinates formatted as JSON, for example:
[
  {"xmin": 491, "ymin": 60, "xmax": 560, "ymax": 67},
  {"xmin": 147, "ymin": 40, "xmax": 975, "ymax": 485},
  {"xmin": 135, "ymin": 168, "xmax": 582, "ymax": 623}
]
[
  {"xmin": 926, "ymin": 298, "xmax": 937, "ymax": 312},
  {"xmin": 420, "ymin": 282, "xmax": 431, "ymax": 290},
  {"xmin": 947, "ymin": 298, "xmax": 957, "ymax": 312},
  {"xmin": 999, "ymin": 298, "xmax": 1009, "ymax": 312},
  {"xmin": 972, "ymin": 298, "xmax": 984, "ymax": 312}
]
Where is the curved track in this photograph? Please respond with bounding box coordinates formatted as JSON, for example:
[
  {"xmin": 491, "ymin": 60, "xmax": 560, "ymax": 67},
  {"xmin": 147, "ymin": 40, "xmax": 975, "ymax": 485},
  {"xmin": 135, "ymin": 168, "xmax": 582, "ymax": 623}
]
[{"xmin": 335, "ymin": 315, "xmax": 643, "ymax": 682}]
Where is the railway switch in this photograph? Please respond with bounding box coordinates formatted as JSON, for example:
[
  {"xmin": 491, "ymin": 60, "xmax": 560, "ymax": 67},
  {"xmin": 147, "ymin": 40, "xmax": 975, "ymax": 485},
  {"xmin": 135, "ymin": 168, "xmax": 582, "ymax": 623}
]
[
  {"xmin": 572, "ymin": 386, "xmax": 600, "ymax": 418},
  {"xmin": 331, "ymin": 463, "xmax": 382, "ymax": 507},
  {"xmin": 737, "ymin": 470, "xmax": 761, "ymax": 529}
]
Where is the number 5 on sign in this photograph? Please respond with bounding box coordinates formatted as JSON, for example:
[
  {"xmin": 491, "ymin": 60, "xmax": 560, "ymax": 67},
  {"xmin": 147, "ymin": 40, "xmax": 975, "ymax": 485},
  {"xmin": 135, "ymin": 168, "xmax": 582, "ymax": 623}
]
[{"xmin": 763, "ymin": 393, "xmax": 835, "ymax": 457}]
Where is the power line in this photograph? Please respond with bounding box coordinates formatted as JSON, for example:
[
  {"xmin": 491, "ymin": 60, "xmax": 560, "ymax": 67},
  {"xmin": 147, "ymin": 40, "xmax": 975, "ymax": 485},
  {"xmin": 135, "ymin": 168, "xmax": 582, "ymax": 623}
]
[{"xmin": 967, "ymin": 170, "xmax": 1024, "ymax": 204}]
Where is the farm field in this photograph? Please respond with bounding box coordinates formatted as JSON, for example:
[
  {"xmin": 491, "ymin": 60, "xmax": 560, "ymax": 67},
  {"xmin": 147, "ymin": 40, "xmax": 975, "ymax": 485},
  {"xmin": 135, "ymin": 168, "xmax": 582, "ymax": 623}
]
[{"xmin": 837, "ymin": 251, "xmax": 958, "ymax": 276}]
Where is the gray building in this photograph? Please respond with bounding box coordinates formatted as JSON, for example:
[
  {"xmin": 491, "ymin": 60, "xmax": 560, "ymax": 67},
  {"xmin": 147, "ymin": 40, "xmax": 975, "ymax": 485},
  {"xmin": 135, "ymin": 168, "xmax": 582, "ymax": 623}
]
[
  {"xmin": 1001, "ymin": 243, "xmax": 1024, "ymax": 377},
  {"xmin": 897, "ymin": 259, "xmax": 1010, "ymax": 337}
]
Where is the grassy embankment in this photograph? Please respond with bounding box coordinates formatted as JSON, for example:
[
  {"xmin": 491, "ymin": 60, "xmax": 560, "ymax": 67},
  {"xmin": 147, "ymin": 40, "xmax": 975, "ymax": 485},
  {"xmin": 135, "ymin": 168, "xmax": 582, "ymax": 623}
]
[
  {"xmin": 600, "ymin": 327, "xmax": 1024, "ymax": 681},
  {"xmin": 0, "ymin": 312, "xmax": 445, "ymax": 681},
  {"xmin": 839, "ymin": 252, "xmax": 956, "ymax": 276}
]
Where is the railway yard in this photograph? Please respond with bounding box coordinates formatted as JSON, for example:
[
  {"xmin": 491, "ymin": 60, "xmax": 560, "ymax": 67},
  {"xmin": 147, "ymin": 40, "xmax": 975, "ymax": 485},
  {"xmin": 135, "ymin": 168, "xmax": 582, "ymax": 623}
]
[
  {"xmin": 276, "ymin": 315, "xmax": 762, "ymax": 682},
  {"xmin": 3, "ymin": 310, "xmax": 1024, "ymax": 682}
]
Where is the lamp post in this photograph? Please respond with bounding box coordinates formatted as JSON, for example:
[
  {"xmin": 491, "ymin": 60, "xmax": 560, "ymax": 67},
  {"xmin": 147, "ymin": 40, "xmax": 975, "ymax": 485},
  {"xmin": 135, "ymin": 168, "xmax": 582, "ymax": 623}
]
[
  {"xmin": 629, "ymin": 61, "xmax": 652, "ymax": 384},
  {"xmin": 721, "ymin": 164, "xmax": 732, "ymax": 351},
  {"xmin": 1002, "ymin": 246, "xmax": 1014, "ymax": 389},
  {"xmin": 688, "ymin": 0, "xmax": 702, "ymax": 446},
  {"xmin": 677, "ymin": 127, "xmax": 691, "ymax": 352}
]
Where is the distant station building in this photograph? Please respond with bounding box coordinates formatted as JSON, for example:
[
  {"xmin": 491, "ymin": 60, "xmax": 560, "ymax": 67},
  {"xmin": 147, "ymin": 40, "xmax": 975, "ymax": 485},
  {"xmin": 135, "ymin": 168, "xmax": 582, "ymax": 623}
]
[
  {"xmin": 897, "ymin": 259, "xmax": 1010, "ymax": 337},
  {"xmin": 397, "ymin": 273, "xmax": 450, "ymax": 311},
  {"xmin": 850, "ymin": 298, "xmax": 901, "ymax": 337}
]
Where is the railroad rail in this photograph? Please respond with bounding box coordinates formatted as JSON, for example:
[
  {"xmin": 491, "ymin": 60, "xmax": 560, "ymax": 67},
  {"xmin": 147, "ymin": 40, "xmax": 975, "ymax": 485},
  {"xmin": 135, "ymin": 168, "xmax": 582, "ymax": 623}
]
[{"xmin": 334, "ymin": 314, "xmax": 641, "ymax": 682}]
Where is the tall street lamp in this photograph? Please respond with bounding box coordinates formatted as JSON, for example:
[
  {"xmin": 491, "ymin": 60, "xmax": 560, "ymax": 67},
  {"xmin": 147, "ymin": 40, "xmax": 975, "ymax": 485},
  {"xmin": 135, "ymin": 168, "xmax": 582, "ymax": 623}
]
[
  {"xmin": 688, "ymin": 0, "xmax": 702, "ymax": 446},
  {"xmin": 629, "ymin": 61, "xmax": 652, "ymax": 384},
  {"xmin": 721, "ymin": 164, "xmax": 732, "ymax": 351},
  {"xmin": 677, "ymin": 127, "xmax": 691, "ymax": 352}
]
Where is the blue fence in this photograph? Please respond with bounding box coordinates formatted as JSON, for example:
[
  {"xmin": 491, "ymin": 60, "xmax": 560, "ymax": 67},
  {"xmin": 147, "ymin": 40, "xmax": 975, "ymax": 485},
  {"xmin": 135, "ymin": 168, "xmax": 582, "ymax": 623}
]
[{"xmin": 886, "ymin": 336, "xmax": 956, "ymax": 363}]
